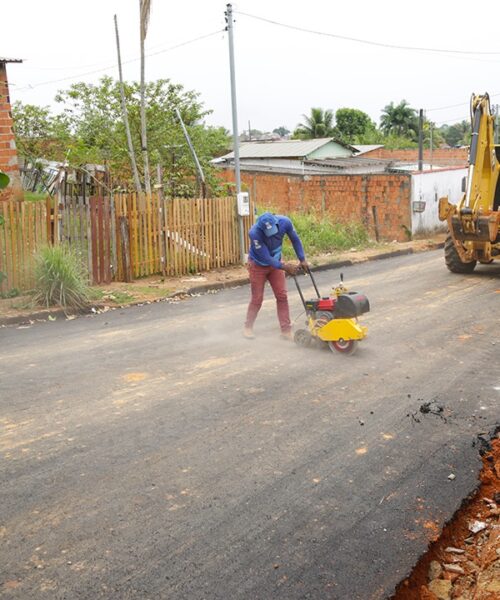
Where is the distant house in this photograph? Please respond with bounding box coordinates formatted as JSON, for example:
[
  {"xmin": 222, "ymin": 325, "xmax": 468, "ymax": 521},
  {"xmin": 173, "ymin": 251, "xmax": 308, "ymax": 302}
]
[
  {"xmin": 216, "ymin": 137, "xmax": 467, "ymax": 241},
  {"xmin": 0, "ymin": 57, "xmax": 23, "ymax": 200},
  {"xmin": 214, "ymin": 138, "xmax": 357, "ymax": 173}
]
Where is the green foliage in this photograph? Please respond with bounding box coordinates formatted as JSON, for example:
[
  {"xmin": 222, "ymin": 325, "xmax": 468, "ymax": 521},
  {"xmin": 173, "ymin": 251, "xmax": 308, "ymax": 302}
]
[
  {"xmin": 280, "ymin": 212, "xmax": 370, "ymax": 258},
  {"xmin": 0, "ymin": 172, "xmax": 9, "ymax": 190},
  {"xmin": 382, "ymin": 134, "xmax": 418, "ymax": 149},
  {"xmin": 272, "ymin": 126, "xmax": 290, "ymax": 137},
  {"xmin": 24, "ymin": 191, "xmax": 49, "ymax": 202},
  {"xmin": 11, "ymin": 102, "xmax": 71, "ymax": 160},
  {"xmin": 13, "ymin": 77, "xmax": 231, "ymax": 196},
  {"xmin": 294, "ymin": 108, "xmax": 335, "ymax": 139},
  {"xmin": 380, "ymin": 100, "xmax": 418, "ymax": 140},
  {"xmin": 438, "ymin": 120, "xmax": 471, "ymax": 147},
  {"xmin": 0, "ymin": 287, "xmax": 20, "ymax": 299},
  {"xmin": 33, "ymin": 245, "xmax": 90, "ymax": 309},
  {"xmin": 334, "ymin": 108, "xmax": 376, "ymax": 143}
]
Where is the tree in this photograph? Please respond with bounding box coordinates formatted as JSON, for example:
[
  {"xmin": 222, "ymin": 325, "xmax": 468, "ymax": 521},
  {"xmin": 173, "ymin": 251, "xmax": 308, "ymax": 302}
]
[
  {"xmin": 439, "ymin": 120, "xmax": 470, "ymax": 147},
  {"xmin": 423, "ymin": 120, "xmax": 445, "ymax": 149},
  {"xmin": 13, "ymin": 77, "xmax": 230, "ymax": 195},
  {"xmin": 334, "ymin": 108, "xmax": 376, "ymax": 143},
  {"xmin": 11, "ymin": 102, "xmax": 70, "ymax": 159},
  {"xmin": 380, "ymin": 100, "xmax": 418, "ymax": 140},
  {"xmin": 272, "ymin": 126, "xmax": 290, "ymax": 138},
  {"xmin": 294, "ymin": 108, "xmax": 335, "ymax": 139}
]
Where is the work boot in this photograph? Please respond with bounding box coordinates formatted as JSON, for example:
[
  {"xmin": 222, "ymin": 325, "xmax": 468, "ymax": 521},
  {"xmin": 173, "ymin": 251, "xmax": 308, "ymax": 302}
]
[
  {"xmin": 243, "ymin": 327, "xmax": 255, "ymax": 339},
  {"xmin": 280, "ymin": 330, "xmax": 293, "ymax": 341}
]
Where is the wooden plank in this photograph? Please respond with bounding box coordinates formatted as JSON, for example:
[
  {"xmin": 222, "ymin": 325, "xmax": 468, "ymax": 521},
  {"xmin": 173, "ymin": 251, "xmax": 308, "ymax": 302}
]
[
  {"xmin": 9, "ymin": 201, "xmax": 18, "ymax": 289},
  {"xmin": 172, "ymin": 198, "xmax": 178, "ymax": 276},
  {"xmin": 97, "ymin": 196, "xmax": 104, "ymax": 284},
  {"xmin": 131, "ymin": 193, "xmax": 139, "ymax": 278},
  {"xmin": 104, "ymin": 196, "xmax": 112, "ymax": 283},
  {"xmin": 90, "ymin": 197, "xmax": 99, "ymax": 284},
  {"xmin": 46, "ymin": 196, "xmax": 52, "ymax": 243},
  {"xmin": 0, "ymin": 204, "xmax": 5, "ymax": 294},
  {"xmin": 162, "ymin": 197, "xmax": 169, "ymax": 276},
  {"xmin": 86, "ymin": 200, "xmax": 92, "ymax": 285},
  {"xmin": 119, "ymin": 216, "xmax": 132, "ymax": 282}
]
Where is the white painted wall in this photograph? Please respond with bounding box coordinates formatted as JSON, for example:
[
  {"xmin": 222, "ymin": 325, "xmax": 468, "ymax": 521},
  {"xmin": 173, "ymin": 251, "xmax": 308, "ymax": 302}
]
[{"xmin": 411, "ymin": 168, "xmax": 467, "ymax": 234}]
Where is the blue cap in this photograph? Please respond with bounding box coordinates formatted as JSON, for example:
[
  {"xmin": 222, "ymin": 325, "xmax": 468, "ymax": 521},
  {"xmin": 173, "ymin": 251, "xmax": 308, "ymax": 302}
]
[{"xmin": 257, "ymin": 212, "xmax": 278, "ymax": 237}]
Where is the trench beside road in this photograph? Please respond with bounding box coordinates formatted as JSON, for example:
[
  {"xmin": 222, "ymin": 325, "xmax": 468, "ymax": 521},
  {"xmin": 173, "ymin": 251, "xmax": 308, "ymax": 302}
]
[{"xmin": 1, "ymin": 250, "xmax": 499, "ymax": 599}]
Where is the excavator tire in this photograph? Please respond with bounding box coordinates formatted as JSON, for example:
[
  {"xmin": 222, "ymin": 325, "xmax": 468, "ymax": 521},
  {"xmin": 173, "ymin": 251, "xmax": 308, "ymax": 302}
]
[{"xmin": 444, "ymin": 234, "xmax": 477, "ymax": 273}]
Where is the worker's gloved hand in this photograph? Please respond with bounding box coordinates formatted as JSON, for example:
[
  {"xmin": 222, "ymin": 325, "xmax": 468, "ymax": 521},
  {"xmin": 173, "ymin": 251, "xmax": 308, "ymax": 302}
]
[{"xmin": 282, "ymin": 262, "xmax": 298, "ymax": 276}]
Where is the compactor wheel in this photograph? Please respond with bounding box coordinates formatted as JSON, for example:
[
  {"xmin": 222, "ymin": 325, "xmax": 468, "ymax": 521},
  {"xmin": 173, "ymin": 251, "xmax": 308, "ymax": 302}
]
[
  {"xmin": 444, "ymin": 234, "xmax": 476, "ymax": 273},
  {"xmin": 294, "ymin": 329, "xmax": 312, "ymax": 347},
  {"xmin": 328, "ymin": 339, "xmax": 358, "ymax": 355}
]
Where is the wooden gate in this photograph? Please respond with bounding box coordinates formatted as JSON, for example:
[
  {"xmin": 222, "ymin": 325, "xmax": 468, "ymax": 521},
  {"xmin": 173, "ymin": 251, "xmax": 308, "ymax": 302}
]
[{"xmin": 89, "ymin": 196, "xmax": 113, "ymax": 284}]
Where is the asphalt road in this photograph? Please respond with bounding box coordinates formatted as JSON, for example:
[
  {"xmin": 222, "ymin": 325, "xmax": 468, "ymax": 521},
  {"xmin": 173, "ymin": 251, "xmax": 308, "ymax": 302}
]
[{"xmin": 1, "ymin": 250, "xmax": 499, "ymax": 600}]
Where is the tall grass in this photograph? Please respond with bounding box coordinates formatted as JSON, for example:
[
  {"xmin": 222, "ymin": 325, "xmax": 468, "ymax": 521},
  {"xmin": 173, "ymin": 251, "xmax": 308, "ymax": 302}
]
[
  {"xmin": 280, "ymin": 212, "xmax": 370, "ymax": 258},
  {"xmin": 33, "ymin": 245, "xmax": 90, "ymax": 309}
]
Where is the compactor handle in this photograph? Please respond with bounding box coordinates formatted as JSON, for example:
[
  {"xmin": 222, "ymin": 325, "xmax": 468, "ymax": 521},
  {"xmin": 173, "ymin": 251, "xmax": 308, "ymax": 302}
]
[
  {"xmin": 303, "ymin": 266, "xmax": 321, "ymax": 298},
  {"xmin": 292, "ymin": 275, "xmax": 307, "ymax": 310}
]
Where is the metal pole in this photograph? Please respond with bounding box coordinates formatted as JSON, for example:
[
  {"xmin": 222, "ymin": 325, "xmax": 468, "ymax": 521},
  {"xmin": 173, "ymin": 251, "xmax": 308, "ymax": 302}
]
[
  {"xmin": 225, "ymin": 3, "xmax": 245, "ymax": 264},
  {"xmin": 429, "ymin": 123, "xmax": 433, "ymax": 170},
  {"xmin": 418, "ymin": 109, "xmax": 424, "ymax": 171}
]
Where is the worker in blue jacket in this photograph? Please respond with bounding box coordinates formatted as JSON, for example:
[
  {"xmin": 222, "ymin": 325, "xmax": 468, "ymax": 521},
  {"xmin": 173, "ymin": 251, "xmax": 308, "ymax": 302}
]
[{"xmin": 244, "ymin": 212, "xmax": 308, "ymax": 340}]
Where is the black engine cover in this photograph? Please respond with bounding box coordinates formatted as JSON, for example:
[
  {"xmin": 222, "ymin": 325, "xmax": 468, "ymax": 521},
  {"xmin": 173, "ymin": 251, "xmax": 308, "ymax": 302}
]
[{"xmin": 334, "ymin": 292, "xmax": 370, "ymax": 318}]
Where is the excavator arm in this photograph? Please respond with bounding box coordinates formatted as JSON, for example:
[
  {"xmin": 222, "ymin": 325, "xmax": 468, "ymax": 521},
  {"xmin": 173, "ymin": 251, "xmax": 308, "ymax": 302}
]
[{"xmin": 439, "ymin": 93, "xmax": 500, "ymax": 270}]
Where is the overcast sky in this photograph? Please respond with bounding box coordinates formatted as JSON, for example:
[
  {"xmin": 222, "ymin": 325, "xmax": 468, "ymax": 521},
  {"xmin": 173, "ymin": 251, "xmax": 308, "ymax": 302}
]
[{"xmin": 4, "ymin": 0, "xmax": 500, "ymax": 134}]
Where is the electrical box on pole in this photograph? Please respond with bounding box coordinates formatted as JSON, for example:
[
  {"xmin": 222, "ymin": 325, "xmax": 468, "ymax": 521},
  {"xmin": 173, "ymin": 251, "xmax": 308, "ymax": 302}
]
[{"xmin": 237, "ymin": 192, "xmax": 250, "ymax": 216}]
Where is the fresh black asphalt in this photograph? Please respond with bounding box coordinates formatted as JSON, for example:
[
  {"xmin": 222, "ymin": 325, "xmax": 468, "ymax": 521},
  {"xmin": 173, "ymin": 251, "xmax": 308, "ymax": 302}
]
[{"xmin": 1, "ymin": 250, "xmax": 499, "ymax": 599}]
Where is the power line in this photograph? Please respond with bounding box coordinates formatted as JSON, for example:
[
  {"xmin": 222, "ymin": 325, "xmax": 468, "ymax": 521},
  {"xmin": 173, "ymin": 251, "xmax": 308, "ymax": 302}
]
[
  {"xmin": 15, "ymin": 29, "xmax": 224, "ymax": 92},
  {"xmin": 235, "ymin": 10, "xmax": 500, "ymax": 56}
]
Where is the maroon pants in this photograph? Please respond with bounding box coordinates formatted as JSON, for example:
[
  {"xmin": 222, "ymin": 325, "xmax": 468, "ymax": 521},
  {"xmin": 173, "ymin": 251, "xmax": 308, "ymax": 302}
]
[{"xmin": 244, "ymin": 260, "xmax": 291, "ymax": 333}]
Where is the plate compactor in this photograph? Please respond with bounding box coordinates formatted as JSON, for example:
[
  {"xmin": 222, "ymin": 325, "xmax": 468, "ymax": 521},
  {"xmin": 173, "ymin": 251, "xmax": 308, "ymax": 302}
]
[{"xmin": 292, "ymin": 269, "xmax": 370, "ymax": 355}]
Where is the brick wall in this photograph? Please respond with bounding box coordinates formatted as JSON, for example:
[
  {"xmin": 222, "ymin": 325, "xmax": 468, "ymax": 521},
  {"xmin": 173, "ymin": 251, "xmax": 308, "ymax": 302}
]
[
  {"xmin": 219, "ymin": 169, "xmax": 412, "ymax": 242},
  {"xmin": 0, "ymin": 62, "xmax": 22, "ymax": 201},
  {"xmin": 360, "ymin": 147, "xmax": 468, "ymax": 167}
]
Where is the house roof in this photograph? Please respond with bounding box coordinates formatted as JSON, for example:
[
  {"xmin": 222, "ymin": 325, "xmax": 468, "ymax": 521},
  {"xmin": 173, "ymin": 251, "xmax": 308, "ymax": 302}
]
[
  {"xmin": 0, "ymin": 58, "xmax": 23, "ymax": 63},
  {"xmin": 219, "ymin": 138, "xmax": 355, "ymax": 160},
  {"xmin": 352, "ymin": 144, "xmax": 384, "ymax": 155}
]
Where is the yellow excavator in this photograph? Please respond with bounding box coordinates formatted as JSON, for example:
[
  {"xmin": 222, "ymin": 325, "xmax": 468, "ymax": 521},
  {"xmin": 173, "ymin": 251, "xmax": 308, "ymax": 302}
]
[{"xmin": 439, "ymin": 93, "xmax": 500, "ymax": 272}]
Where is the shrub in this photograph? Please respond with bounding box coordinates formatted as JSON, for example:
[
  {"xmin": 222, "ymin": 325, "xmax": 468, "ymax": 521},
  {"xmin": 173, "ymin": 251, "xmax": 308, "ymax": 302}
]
[{"xmin": 33, "ymin": 245, "xmax": 90, "ymax": 309}]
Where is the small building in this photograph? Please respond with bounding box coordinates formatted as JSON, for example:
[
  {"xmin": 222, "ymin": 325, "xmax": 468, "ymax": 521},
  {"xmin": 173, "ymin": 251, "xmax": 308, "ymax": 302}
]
[
  {"xmin": 217, "ymin": 144, "xmax": 466, "ymax": 241},
  {"xmin": 214, "ymin": 138, "xmax": 356, "ymax": 174},
  {"xmin": 0, "ymin": 57, "xmax": 23, "ymax": 200}
]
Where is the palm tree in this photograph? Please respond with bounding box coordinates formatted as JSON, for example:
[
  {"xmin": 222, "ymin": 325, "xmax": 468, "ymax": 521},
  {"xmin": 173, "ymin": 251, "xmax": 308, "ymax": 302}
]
[
  {"xmin": 140, "ymin": 0, "xmax": 152, "ymax": 195},
  {"xmin": 380, "ymin": 100, "xmax": 418, "ymax": 139},
  {"xmin": 295, "ymin": 108, "xmax": 335, "ymax": 139}
]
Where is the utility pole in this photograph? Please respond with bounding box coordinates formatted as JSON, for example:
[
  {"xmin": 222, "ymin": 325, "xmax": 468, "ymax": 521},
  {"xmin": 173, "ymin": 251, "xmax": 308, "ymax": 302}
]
[
  {"xmin": 418, "ymin": 109, "xmax": 424, "ymax": 171},
  {"xmin": 225, "ymin": 3, "xmax": 245, "ymax": 264},
  {"xmin": 114, "ymin": 14, "xmax": 142, "ymax": 194},
  {"xmin": 429, "ymin": 123, "xmax": 433, "ymax": 170},
  {"xmin": 248, "ymin": 120, "xmax": 251, "ymax": 141}
]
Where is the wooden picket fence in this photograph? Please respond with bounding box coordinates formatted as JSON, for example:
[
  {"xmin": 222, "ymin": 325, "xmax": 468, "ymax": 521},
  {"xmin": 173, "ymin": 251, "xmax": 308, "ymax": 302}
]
[
  {"xmin": 0, "ymin": 200, "xmax": 49, "ymax": 294},
  {"xmin": 0, "ymin": 194, "xmax": 254, "ymax": 293}
]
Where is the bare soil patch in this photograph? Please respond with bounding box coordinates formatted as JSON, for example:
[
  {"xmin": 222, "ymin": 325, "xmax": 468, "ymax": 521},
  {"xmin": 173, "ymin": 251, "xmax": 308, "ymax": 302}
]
[{"xmin": 393, "ymin": 434, "xmax": 500, "ymax": 600}]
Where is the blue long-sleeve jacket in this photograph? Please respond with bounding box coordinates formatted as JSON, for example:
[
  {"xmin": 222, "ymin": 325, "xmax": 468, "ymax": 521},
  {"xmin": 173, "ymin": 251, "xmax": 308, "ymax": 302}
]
[{"xmin": 248, "ymin": 215, "xmax": 305, "ymax": 269}]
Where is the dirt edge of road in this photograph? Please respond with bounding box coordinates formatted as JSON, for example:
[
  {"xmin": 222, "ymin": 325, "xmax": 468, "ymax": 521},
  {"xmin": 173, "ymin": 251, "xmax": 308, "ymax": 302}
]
[
  {"xmin": 0, "ymin": 238, "xmax": 445, "ymax": 326},
  {"xmin": 393, "ymin": 429, "xmax": 500, "ymax": 600}
]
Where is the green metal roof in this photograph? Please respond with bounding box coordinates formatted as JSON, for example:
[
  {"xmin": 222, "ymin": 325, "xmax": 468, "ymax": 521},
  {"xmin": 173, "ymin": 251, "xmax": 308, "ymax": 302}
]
[{"xmin": 221, "ymin": 138, "xmax": 355, "ymax": 160}]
